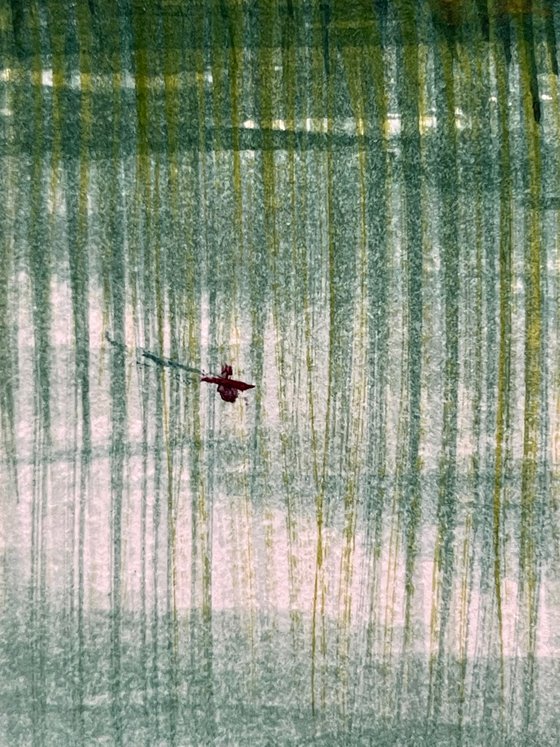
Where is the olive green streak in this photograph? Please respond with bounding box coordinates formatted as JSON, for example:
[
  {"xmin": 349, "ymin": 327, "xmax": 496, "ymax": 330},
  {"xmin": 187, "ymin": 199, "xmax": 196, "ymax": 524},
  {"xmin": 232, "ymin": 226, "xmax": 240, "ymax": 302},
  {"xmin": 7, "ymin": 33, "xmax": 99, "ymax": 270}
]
[
  {"xmin": 489, "ymin": 3, "xmax": 513, "ymax": 711},
  {"xmin": 308, "ymin": 0, "xmax": 337, "ymax": 714},
  {"xmin": 514, "ymin": 12, "xmax": 544, "ymax": 733}
]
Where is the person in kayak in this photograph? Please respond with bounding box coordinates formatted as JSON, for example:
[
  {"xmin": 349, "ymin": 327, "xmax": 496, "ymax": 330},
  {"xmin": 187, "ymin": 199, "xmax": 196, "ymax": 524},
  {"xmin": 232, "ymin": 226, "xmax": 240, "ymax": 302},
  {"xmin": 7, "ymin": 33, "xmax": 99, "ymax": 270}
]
[{"xmin": 201, "ymin": 364, "xmax": 255, "ymax": 403}]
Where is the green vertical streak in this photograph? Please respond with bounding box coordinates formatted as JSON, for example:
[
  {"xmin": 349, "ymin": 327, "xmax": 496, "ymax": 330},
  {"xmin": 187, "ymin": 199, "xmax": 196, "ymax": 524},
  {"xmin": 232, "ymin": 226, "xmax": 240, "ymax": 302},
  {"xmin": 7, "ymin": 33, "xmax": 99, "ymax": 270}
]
[
  {"xmin": 202, "ymin": 108, "xmax": 218, "ymax": 738},
  {"xmin": 195, "ymin": 6, "xmax": 218, "ymax": 739},
  {"xmin": 542, "ymin": 0, "xmax": 558, "ymax": 76},
  {"xmin": 382, "ymin": 334, "xmax": 406, "ymax": 705},
  {"xmin": 514, "ymin": 11, "xmax": 543, "ymax": 731},
  {"xmin": 300, "ymin": 198, "xmax": 321, "ymax": 497},
  {"xmin": 43, "ymin": 11, "xmax": 65, "ymax": 660},
  {"xmin": 161, "ymin": 12, "xmax": 189, "ymax": 723},
  {"xmin": 210, "ymin": 3, "xmax": 234, "ymax": 319},
  {"xmin": 336, "ymin": 14, "xmax": 373, "ymax": 718},
  {"xmin": 274, "ymin": 1, "xmax": 304, "ymax": 651},
  {"xmin": 28, "ymin": 6, "xmax": 50, "ymax": 435},
  {"xmin": 241, "ymin": 42, "xmax": 264, "ymax": 468},
  {"xmin": 518, "ymin": 2, "xmax": 541, "ymax": 123},
  {"xmin": 96, "ymin": 0, "xmax": 118, "ymax": 324},
  {"xmin": 210, "ymin": 2, "xmax": 225, "ymax": 151},
  {"xmin": 158, "ymin": 23, "xmax": 181, "ymax": 739},
  {"xmin": 256, "ymin": 0, "xmax": 285, "ymax": 689},
  {"xmin": 186, "ymin": 5, "xmax": 216, "ymax": 739},
  {"xmin": 139, "ymin": 361, "xmax": 151, "ymax": 725},
  {"xmin": 131, "ymin": 0, "xmax": 151, "ymax": 329},
  {"xmin": 286, "ymin": 2, "xmax": 305, "ymax": 646},
  {"xmin": 131, "ymin": 8, "xmax": 156, "ymax": 715},
  {"xmin": 106, "ymin": 9, "xmax": 126, "ymax": 743},
  {"xmin": 225, "ymin": 0, "xmax": 245, "ymax": 269},
  {"xmin": 93, "ymin": 3, "xmax": 128, "ymax": 736},
  {"xmin": 259, "ymin": 4, "xmax": 304, "ymax": 648},
  {"xmin": 297, "ymin": 6, "xmax": 321, "ymax": 515},
  {"xmin": 154, "ymin": 164, "xmax": 180, "ymax": 743},
  {"xmin": 204, "ymin": 11, "xmax": 218, "ymax": 743},
  {"xmin": 282, "ymin": 24, "xmax": 320, "ymax": 684},
  {"xmin": 26, "ymin": 5, "xmax": 49, "ymax": 743},
  {"xmin": 321, "ymin": 1, "xmax": 339, "ymax": 714},
  {"xmin": 393, "ymin": 0, "xmax": 423, "ymax": 707},
  {"xmin": 489, "ymin": 3, "xmax": 512, "ymax": 712},
  {"xmin": 71, "ymin": 3, "xmax": 94, "ymax": 736},
  {"xmin": 456, "ymin": 36, "xmax": 485, "ymax": 740},
  {"xmin": 308, "ymin": 0, "xmax": 335, "ymax": 716},
  {"xmin": 540, "ymin": 18, "xmax": 560, "ymax": 710},
  {"xmin": 357, "ymin": 2, "xmax": 389, "ymax": 715},
  {"xmin": 45, "ymin": 0, "xmax": 64, "ymax": 180},
  {"xmin": 553, "ymin": 49, "xmax": 560, "ymax": 581},
  {"xmin": 430, "ymin": 36, "xmax": 460, "ymax": 725},
  {"xmin": 109, "ymin": 200, "xmax": 126, "ymax": 747},
  {"xmin": 7, "ymin": 0, "xmax": 26, "ymax": 59},
  {"xmin": 130, "ymin": 7, "xmax": 164, "ymax": 718},
  {"xmin": 469, "ymin": 11, "xmax": 499, "ymax": 708},
  {"xmin": 0, "ymin": 207, "xmax": 18, "ymax": 500},
  {"xmin": 0, "ymin": 3, "xmax": 19, "ymax": 504},
  {"xmin": 403, "ymin": 19, "xmax": 423, "ymax": 656},
  {"xmin": 253, "ymin": 0, "xmax": 275, "ymax": 340},
  {"xmin": 134, "ymin": 6, "xmax": 179, "ymax": 739},
  {"xmin": 186, "ymin": 0, "xmax": 201, "ymax": 719},
  {"xmin": 162, "ymin": 1, "xmax": 182, "ymax": 354},
  {"xmin": 151, "ymin": 379, "xmax": 163, "ymax": 740}
]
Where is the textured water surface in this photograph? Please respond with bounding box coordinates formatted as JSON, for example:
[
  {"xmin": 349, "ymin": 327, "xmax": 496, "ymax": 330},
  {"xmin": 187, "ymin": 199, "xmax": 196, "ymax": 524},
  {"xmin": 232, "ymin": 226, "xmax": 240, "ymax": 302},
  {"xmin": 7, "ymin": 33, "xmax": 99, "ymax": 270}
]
[{"xmin": 1, "ymin": 1, "xmax": 560, "ymax": 744}]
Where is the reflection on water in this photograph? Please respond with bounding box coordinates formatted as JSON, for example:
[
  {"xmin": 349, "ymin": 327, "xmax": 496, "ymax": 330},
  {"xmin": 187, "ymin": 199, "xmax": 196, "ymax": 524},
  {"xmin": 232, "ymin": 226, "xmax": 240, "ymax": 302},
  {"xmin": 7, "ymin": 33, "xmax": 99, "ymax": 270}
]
[{"xmin": 1, "ymin": 2, "xmax": 560, "ymax": 744}]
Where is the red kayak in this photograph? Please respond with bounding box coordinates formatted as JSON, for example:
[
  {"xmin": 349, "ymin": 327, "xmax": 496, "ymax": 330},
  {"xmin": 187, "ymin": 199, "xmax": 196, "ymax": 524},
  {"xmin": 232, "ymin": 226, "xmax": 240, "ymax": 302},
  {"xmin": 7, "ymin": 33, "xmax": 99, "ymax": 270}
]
[
  {"xmin": 201, "ymin": 364, "xmax": 255, "ymax": 402},
  {"xmin": 106, "ymin": 334, "xmax": 254, "ymax": 403}
]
